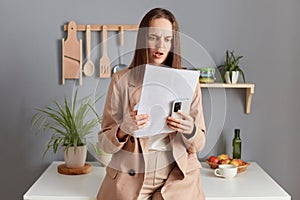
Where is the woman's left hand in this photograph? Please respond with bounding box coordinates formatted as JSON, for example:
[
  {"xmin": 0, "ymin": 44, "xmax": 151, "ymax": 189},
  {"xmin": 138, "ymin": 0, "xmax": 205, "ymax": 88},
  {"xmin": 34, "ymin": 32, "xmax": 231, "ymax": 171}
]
[{"xmin": 167, "ymin": 111, "xmax": 194, "ymax": 134}]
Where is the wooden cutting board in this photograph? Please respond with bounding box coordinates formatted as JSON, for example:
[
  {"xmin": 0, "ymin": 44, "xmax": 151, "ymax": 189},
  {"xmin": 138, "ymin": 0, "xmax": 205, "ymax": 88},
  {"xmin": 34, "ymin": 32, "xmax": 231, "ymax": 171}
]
[{"xmin": 62, "ymin": 21, "xmax": 82, "ymax": 85}]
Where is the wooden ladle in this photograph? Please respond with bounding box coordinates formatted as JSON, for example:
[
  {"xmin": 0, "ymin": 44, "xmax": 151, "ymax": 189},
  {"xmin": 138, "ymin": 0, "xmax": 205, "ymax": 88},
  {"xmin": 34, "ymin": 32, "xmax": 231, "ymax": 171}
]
[{"xmin": 83, "ymin": 25, "xmax": 95, "ymax": 77}]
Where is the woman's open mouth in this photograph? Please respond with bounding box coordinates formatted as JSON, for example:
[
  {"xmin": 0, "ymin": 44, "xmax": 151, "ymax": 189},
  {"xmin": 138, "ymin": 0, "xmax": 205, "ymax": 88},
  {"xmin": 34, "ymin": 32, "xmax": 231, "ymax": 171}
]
[{"xmin": 154, "ymin": 51, "xmax": 164, "ymax": 58}]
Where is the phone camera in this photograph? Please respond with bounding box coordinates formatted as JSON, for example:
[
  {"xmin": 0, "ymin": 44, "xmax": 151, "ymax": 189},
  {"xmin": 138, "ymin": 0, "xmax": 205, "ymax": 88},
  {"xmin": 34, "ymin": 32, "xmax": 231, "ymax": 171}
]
[{"xmin": 174, "ymin": 102, "xmax": 182, "ymax": 112}]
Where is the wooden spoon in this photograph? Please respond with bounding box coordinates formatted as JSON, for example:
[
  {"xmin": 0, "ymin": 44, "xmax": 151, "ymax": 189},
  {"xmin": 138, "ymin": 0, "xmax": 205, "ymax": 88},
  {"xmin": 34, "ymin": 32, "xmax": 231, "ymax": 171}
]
[{"xmin": 83, "ymin": 25, "xmax": 94, "ymax": 77}]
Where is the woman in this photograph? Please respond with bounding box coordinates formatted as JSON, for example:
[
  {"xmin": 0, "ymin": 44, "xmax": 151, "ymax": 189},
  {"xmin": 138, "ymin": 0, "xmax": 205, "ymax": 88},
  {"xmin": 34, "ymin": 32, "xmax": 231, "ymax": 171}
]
[{"xmin": 97, "ymin": 8, "xmax": 206, "ymax": 200}]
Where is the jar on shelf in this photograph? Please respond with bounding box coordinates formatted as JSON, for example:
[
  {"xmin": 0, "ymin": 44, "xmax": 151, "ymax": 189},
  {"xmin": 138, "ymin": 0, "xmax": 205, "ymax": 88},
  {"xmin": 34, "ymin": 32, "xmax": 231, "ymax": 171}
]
[{"xmin": 199, "ymin": 67, "xmax": 216, "ymax": 83}]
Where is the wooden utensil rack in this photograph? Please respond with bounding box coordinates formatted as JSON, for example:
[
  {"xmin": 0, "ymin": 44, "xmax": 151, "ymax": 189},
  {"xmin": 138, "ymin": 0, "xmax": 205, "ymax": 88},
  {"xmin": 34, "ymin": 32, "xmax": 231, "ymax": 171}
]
[
  {"xmin": 63, "ymin": 24, "xmax": 139, "ymax": 32},
  {"xmin": 62, "ymin": 21, "xmax": 139, "ymax": 85}
]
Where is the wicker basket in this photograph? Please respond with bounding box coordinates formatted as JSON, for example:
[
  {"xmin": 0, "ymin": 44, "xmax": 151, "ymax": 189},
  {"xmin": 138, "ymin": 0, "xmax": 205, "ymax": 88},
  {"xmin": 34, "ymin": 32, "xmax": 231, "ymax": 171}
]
[{"xmin": 206, "ymin": 160, "xmax": 250, "ymax": 173}]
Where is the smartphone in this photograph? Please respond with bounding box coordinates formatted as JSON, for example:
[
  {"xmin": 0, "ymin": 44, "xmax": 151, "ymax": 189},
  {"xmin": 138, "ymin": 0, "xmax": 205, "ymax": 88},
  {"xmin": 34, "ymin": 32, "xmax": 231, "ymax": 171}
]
[{"xmin": 171, "ymin": 99, "xmax": 191, "ymax": 119}]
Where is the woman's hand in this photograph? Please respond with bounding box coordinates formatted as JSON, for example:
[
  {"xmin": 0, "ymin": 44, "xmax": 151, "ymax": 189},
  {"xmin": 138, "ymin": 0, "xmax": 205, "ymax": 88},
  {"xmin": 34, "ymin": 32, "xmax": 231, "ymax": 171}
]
[
  {"xmin": 167, "ymin": 111, "xmax": 194, "ymax": 134},
  {"xmin": 118, "ymin": 110, "xmax": 149, "ymax": 139}
]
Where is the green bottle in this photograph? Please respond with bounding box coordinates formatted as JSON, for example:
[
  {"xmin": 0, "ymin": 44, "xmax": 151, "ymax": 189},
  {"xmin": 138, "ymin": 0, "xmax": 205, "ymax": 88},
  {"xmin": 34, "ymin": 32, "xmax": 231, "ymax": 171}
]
[{"xmin": 232, "ymin": 129, "xmax": 242, "ymax": 159}]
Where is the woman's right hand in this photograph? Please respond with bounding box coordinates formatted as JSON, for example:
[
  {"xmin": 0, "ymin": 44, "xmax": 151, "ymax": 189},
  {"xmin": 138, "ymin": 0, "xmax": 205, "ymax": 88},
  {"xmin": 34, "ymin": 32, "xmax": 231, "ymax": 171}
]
[{"xmin": 118, "ymin": 110, "xmax": 149, "ymax": 140}]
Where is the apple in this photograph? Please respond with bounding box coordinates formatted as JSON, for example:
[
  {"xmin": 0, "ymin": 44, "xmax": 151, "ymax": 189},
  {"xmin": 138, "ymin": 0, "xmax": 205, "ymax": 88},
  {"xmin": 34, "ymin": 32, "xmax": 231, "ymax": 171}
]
[
  {"xmin": 236, "ymin": 159, "xmax": 244, "ymax": 166},
  {"xmin": 217, "ymin": 154, "xmax": 230, "ymax": 161},
  {"xmin": 230, "ymin": 159, "xmax": 240, "ymax": 167},
  {"xmin": 218, "ymin": 159, "xmax": 230, "ymax": 164},
  {"xmin": 208, "ymin": 156, "xmax": 219, "ymax": 164},
  {"xmin": 231, "ymin": 159, "xmax": 244, "ymax": 166}
]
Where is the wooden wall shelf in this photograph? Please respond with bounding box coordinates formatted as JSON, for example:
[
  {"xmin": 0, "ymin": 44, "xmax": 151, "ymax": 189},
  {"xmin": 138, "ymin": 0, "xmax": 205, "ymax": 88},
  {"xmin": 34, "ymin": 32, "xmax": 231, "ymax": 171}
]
[{"xmin": 200, "ymin": 83, "xmax": 255, "ymax": 114}]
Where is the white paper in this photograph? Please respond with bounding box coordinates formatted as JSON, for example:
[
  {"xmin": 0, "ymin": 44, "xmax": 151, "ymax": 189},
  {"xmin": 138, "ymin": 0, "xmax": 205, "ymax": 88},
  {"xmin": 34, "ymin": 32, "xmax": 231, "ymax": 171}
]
[{"xmin": 134, "ymin": 64, "xmax": 200, "ymax": 137}]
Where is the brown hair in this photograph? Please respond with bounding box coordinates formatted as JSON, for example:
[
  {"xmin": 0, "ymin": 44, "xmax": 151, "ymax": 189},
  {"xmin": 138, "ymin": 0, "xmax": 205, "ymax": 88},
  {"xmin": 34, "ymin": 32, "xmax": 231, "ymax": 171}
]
[{"xmin": 129, "ymin": 8, "xmax": 182, "ymax": 69}]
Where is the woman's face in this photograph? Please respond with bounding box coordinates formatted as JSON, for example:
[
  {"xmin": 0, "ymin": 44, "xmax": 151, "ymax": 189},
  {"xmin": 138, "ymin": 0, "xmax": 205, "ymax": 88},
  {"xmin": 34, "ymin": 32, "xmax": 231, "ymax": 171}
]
[{"xmin": 147, "ymin": 18, "xmax": 173, "ymax": 65}]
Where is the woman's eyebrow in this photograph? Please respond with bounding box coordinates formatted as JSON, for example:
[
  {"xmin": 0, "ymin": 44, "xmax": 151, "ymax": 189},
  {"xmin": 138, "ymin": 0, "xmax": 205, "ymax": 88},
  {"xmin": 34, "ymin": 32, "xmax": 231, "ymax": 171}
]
[
  {"xmin": 148, "ymin": 33, "xmax": 161, "ymax": 37},
  {"xmin": 148, "ymin": 33, "xmax": 173, "ymax": 38}
]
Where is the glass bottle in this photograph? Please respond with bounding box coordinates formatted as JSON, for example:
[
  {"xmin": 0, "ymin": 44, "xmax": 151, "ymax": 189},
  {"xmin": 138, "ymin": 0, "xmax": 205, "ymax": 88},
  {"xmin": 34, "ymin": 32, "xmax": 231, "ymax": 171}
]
[{"xmin": 232, "ymin": 129, "xmax": 242, "ymax": 159}]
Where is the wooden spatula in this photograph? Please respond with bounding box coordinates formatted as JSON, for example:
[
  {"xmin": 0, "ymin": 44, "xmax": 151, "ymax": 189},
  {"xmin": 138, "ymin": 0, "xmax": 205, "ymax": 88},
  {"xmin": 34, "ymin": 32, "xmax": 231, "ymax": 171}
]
[{"xmin": 99, "ymin": 25, "xmax": 111, "ymax": 78}]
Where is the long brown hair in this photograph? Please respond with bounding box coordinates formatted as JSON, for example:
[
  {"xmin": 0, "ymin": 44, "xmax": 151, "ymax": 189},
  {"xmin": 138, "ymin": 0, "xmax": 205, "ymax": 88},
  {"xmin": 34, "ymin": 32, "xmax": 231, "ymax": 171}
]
[{"xmin": 129, "ymin": 8, "xmax": 182, "ymax": 69}]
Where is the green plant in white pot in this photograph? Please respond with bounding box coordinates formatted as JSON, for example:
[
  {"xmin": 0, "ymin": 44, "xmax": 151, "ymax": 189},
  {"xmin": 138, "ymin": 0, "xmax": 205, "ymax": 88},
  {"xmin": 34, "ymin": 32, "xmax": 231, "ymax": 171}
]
[
  {"xmin": 31, "ymin": 90, "xmax": 102, "ymax": 168},
  {"xmin": 218, "ymin": 50, "xmax": 246, "ymax": 84}
]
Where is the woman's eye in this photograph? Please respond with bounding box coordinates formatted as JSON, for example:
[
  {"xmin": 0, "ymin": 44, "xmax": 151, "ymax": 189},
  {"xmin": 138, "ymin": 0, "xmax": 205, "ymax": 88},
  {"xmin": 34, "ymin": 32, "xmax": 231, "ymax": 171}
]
[
  {"xmin": 148, "ymin": 36, "xmax": 156, "ymax": 41},
  {"xmin": 165, "ymin": 38, "xmax": 172, "ymax": 43}
]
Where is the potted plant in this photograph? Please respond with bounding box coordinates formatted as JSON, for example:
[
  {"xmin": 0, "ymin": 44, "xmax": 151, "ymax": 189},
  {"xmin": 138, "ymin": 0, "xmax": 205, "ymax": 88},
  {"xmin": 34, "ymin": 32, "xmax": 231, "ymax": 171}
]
[
  {"xmin": 31, "ymin": 90, "xmax": 102, "ymax": 168},
  {"xmin": 218, "ymin": 50, "xmax": 246, "ymax": 84}
]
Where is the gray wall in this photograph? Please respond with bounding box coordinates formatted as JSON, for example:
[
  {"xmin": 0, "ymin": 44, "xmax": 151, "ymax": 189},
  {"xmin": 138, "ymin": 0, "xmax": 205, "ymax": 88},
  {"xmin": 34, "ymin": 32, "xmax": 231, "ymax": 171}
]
[{"xmin": 1, "ymin": 0, "xmax": 299, "ymax": 199}]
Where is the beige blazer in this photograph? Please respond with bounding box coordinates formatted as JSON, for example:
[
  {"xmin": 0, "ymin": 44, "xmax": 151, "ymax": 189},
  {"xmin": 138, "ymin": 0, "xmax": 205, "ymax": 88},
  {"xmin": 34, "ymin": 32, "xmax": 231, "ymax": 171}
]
[{"xmin": 97, "ymin": 66, "xmax": 206, "ymax": 200}]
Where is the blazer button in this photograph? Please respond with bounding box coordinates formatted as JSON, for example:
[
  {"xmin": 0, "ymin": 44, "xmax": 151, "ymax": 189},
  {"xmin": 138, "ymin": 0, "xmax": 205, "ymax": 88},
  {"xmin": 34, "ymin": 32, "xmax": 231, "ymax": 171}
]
[
  {"xmin": 129, "ymin": 169, "xmax": 136, "ymax": 176},
  {"xmin": 130, "ymin": 136, "xmax": 135, "ymax": 143}
]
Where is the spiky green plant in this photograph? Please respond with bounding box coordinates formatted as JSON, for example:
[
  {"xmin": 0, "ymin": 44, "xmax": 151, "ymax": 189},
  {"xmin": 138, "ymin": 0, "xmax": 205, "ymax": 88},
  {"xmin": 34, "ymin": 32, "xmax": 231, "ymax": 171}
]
[
  {"xmin": 31, "ymin": 89, "xmax": 102, "ymax": 158},
  {"xmin": 218, "ymin": 50, "xmax": 246, "ymax": 83}
]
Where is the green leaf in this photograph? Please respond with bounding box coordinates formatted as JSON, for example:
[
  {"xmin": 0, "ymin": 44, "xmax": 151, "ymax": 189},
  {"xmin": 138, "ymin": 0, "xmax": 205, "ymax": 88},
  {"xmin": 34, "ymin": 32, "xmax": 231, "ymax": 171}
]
[
  {"xmin": 237, "ymin": 68, "xmax": 246, "ymax": 83},
  {"xmin": 72, "ymin": 89, "xmax": 78, "ymax": 117}
]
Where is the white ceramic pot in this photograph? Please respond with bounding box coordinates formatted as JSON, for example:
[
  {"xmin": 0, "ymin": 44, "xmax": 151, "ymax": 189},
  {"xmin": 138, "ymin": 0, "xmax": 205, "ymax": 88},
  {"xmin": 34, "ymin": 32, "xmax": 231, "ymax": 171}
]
[
  {"xmin": 64, "ymin": 146, "xmax": 87, "ymax": 168},
  {"xmin": 225, "ymin": 71, "xmax": 239, "ymax": 84}
]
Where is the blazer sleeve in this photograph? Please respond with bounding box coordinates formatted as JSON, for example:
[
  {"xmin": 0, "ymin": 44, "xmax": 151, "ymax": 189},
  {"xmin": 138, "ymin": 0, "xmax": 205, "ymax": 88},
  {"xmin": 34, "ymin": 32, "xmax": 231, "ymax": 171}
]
[
  {"xmin": 98, "ymin": 73, "xmax": 129, "ymax": 154},
  {"xmin": 180, "ymin": 82, "xmax": 206, "ymax": 153}
]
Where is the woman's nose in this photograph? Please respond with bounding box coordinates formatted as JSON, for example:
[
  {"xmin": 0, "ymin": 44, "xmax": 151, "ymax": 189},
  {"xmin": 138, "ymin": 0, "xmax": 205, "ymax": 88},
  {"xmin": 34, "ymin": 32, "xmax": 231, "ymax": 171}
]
[{"xmin": 156, "ymin": 38, "xmax": 165, "ymax": 48}]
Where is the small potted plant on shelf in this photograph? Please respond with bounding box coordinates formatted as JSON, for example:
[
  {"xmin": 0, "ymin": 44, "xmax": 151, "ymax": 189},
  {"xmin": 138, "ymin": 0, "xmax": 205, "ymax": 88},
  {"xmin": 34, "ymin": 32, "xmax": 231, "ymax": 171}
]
[
  {"xmin": 218, "ymin": 50, "xmax": 246, "ymax": 84},
  {"xmin": 31, "ymin": 89, "xmax": 102, "ymax": 169}
]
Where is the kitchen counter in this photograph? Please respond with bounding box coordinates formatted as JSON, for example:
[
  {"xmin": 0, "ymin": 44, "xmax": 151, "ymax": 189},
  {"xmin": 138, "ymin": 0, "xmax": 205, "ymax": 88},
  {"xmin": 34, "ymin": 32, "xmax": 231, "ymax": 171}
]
[
  {"xmin": 201, "ymin": 162, "xmax": 290, "ymax": 200},
  {"xmin": 23, "ymin": 161, "xmax": 291, "ymax": 200}
]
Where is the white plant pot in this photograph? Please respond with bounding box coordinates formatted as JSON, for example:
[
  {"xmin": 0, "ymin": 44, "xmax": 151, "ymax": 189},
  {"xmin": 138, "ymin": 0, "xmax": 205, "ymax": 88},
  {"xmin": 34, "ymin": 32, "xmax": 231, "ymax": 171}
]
[
  {"xmin": 225, "ymin": 71, "xmax": 239, "ymax": 84},
  {"xmin": 64, "ymin": 146, "xmax": 87, "ymax": 168}
]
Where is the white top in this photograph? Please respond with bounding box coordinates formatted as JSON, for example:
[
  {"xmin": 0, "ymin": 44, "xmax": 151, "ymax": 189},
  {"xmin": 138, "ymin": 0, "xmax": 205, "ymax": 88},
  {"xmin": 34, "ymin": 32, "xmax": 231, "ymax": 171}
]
[
  {"xmin": 148, "ymin": 133, "xmax": 171, "ymax": 151},
  {"xmin": 23, "ymin": 161, "xmax": 291, "ymax": 200}
]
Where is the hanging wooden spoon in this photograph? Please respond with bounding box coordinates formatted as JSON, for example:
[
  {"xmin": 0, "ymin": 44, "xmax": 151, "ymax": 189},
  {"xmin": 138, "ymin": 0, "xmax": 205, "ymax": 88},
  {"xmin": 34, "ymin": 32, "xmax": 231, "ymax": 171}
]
[{"xmin": 83, "ymin": 25, "xmax": 95, "ymax": 77}]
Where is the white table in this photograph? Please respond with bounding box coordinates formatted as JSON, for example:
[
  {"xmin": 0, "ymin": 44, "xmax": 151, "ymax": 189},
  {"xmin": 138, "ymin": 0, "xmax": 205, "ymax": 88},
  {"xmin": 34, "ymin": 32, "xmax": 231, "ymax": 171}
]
[
  {"xmin": 23, "ymin": 161, "xmax": 291, "ymax": 200},
  {"xmin": 23, "ymin": 162, "xmax": 105, "ymax": 200},
  {"xmin": 201, "ymin": 162, "xmax": 290, "ymax": 200}
]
